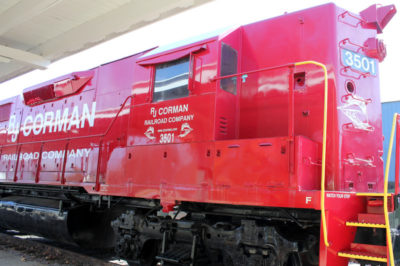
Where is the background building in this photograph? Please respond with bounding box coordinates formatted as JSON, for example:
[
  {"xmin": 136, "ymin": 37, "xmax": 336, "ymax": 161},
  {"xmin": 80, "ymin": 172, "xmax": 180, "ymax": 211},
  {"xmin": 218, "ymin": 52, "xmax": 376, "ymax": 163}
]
[{"xmin": 382, "ymin": 101, "xmax": 400, "ymax": 185}]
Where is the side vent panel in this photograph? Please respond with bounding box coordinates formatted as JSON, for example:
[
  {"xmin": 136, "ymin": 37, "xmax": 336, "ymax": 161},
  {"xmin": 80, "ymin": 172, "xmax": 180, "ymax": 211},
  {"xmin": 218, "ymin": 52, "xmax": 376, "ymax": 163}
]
[
  {"xmin": 23, "ymin": 76, "xmax": 92, "ymax": 106},
  {"xmin": 23, "ymin": 84, "xmax": 55, "ymax": 105},
  {"xmin": 219, "ymin": 117, "xmax": 228, "ymax": 136}
]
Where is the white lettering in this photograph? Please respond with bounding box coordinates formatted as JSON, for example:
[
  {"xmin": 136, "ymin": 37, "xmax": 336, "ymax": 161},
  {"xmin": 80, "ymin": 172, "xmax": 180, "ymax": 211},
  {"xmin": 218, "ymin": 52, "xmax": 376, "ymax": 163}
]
[
  {"xmin": 54, "ymin": 108, "xmax": 69, "ymax": 132},
  {"xmin": 1, "ymin": 148, "xmax": 90, "ymax": 162},
  {"xmin": 306, "ymin": 197, "xmax": 312, "ymax": 204},
  {"xmin": 150, "ymin": 107, "xmax": 156, "ymax": 118},
  {"xmin": 23, "ymin": 115, "xmax": 33, "ymax": 136},
  {"xmin": 47, "ymin": 151, "xmax": 55, "ymax": 159},
  {"xmin": 43, "ymin": 112, "xmax": 54, "ymax": 133},
  {"xmin": 144, "ymin": 114, "xmax": 194, "ymax": 126},
  {"xmin": 68, "ymin": 105, "xmax": 80, "ymax": 130},
  {"xmin": 33, "ymin": 113, "xmax": 44, "ymax": 135},
  {"xmin": 155, "ymin": 104, "xmax": 189, "ymax": 116},
  {"xmin": 81, "ymin": 102, "xmax": 96, "ymax": 128},
  {"xmin": 83, "ymin": 148, "xmax": 90, "ymax": 156},
  {"xmin": 8, "ymin": 115, "xmax": 19, "ymax": 142},
  {"xmin": 9, "ymin": 102, "xmax": 97, "ymax": 138},
  {"xmin": 76, "ymin": 149, "xmax": 83, "ymax": 158},
  {"xmin": 55, "ymin": 150, "xmax": 64, "ymax": 159},
  {"xmin": 68, "ymin": 150, "xmax": 75, "ymax": 158}
]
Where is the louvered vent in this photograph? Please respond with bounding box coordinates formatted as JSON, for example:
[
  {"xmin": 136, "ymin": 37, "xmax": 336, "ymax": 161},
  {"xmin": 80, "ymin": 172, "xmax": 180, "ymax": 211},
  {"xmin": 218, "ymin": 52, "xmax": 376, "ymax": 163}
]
[{"xmin": 219, "ymin": 117, "xmax": 228, "ymax": 135}]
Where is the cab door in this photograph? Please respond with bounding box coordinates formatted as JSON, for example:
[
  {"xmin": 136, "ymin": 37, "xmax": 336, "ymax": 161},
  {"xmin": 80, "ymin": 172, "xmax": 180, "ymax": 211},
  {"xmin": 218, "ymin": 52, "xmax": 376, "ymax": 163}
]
[{"xmin": 216, "ymin": 28, "xmax": 242, "ymax": 140}]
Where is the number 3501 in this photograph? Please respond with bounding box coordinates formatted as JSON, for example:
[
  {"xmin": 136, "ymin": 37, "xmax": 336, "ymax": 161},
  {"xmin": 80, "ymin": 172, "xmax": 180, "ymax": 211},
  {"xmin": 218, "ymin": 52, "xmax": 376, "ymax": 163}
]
[
  {"xmin": 341, "ymin": 49, "xmax": 376, "ymax": 76},
  {"xmin": 159, "ymin": 133, "xmax": 174, "ymax": 143}
]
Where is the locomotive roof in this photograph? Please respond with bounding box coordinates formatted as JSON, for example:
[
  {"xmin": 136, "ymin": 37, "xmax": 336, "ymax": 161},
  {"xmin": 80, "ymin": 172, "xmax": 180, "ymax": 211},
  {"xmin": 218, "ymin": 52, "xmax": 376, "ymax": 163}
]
[{"xmin": 140, "ymin": 26, "xmax": 232, "ymax": 59}]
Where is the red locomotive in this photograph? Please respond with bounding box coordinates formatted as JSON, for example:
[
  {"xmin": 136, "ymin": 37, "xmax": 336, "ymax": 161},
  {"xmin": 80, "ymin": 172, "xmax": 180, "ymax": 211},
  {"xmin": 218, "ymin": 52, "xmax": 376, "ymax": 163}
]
[{"xmin": 0, "ymin": 3, "xmax": 398, "ymax": 266}]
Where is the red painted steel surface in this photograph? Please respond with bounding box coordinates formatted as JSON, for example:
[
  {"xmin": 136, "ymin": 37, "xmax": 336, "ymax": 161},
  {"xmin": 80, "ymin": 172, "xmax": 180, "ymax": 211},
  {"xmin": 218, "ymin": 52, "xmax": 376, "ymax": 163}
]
[
  {"xmin": 0, "ymin": 3, "xmax": 396, "ymax": 265},
  {"xmin": 319, "ymin": 192, "xmax": 365, "ymax": 266}
]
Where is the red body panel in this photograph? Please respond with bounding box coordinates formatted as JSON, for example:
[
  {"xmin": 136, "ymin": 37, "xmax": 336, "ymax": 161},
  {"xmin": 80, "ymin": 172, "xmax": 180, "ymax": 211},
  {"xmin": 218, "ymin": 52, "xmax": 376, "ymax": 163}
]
[
  {"xmin": 0, "ymin": 1, "xmax": 383, "ymax": 217},
  {"xmin": 0, "ymin": 3, "xmax": 393, "ymax": 265}
]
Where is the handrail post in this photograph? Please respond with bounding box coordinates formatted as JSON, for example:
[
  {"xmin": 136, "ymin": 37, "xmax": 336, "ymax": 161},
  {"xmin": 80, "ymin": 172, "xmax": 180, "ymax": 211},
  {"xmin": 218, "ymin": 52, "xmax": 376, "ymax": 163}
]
[
  {"xmin": 288, "ymin": 66, "xmax": 295, "ymax": 175},
  {"xmin": 35, "ymin": 142, "xmax": 44, "ymax": 183},
  {"xmin": 383, "ymin": 113, "xmax": 397, "ymax": 266},
  {"xmin": 13, "ymin": 145, "xmax": 21, "ymax": 182},
  {"xmin": 95, "ymin": 139, "xmax": 104, "ymax": 192},
  {"xmin": 61, "ymin": 142, "xmax": 69, "ymax": 185},
  {"xmin": 395, "ymin": 114, "xmax": 400, "ymax": 195},
  {"xmin": 288, "ymin": 66, "xmax": 295, "ymax": 140}
]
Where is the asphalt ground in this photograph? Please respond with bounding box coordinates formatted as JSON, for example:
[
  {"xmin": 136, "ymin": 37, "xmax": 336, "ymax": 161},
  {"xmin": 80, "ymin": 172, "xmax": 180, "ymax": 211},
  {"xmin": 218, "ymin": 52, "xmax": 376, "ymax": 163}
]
[{"xmin": 0, "ymin": 231, "xmax": 125, "ymax": 266}]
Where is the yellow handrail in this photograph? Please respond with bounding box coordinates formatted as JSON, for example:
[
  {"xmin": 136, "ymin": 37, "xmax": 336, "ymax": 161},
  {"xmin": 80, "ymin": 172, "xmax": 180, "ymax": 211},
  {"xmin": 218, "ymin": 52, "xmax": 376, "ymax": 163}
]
[
  {"xmin": 294, "ymin": 61, "xmax": 329, "ymax": 247},
  {"xmin": 383, "ymin": 113, "xmax": 397, "ymax": 266}
]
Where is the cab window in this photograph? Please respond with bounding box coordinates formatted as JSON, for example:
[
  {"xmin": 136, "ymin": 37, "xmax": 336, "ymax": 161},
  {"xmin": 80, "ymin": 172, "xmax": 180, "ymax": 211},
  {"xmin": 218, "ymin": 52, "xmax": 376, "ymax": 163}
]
[
  {"xmin": 153, "ymin": 56, "xmax": 190, "ymax": 102},
  {"xmin": 220, "ymin": 43, "xmax": 238, "ymax": 95}
]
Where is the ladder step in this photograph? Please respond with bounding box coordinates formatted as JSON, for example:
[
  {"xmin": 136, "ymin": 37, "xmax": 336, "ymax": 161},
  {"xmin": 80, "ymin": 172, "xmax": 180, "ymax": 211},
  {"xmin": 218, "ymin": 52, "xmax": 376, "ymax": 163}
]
[
  {"xmin": 346, "ymin": 221, "xmax": 386, "ymax": 228},
  {"xmin": 355, "ymin": 194, "xmax": 394, "ymax": 212},
  {"xmin": 338, "ymin": 250, "xmax": 387, "ymax": 263},
  {"xmin": 350, "ymin": 243, "xmax": 387, "ymax": 257},
  {"xmin": 156, "ymin": 246, "xmax": 192, "ymax": 264},
  {"xmin": 356, "ymin": 192, "xmax": 385, "ymax": 197},
  {"xmin": 367, "ymin": 199, "xmax": 384, "ymax": 207},
  {"xmin": 358, "ymin": 213, "xmax": 385, "ymax": 224}
]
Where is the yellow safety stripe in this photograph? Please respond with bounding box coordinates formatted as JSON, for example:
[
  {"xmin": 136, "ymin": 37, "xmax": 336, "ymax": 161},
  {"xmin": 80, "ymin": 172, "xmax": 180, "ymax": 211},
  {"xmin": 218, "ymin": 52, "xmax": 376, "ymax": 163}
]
[{"xmin": 356, "ymin": 192, "xmax": 385, "ymax": 197}]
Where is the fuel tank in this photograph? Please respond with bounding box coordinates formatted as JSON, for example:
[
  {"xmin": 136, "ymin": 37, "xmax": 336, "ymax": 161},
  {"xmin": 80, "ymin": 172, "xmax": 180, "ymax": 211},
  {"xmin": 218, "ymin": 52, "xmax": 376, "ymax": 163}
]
[
  {"xmin": 0, "ymin": 196, "xmax": 74, "ymax": 243},
  {"xmin": 0, "ymin": 196, "xmax": 118, "ymax": 248}
]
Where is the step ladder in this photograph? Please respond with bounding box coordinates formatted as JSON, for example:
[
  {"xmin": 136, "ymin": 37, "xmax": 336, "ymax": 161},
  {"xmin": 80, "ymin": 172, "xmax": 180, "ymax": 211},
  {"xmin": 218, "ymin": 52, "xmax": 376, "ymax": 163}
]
[
  {"xmin": 156, "ymin": 245, "xmax": 194, "ymax": 265},
  {"xmin": 338, "ymin": 193, "xmax": 393, "ymax": 264},
  {"xmin": 156, "ymin": 234, "xmax": 200, "ymax": 266}
]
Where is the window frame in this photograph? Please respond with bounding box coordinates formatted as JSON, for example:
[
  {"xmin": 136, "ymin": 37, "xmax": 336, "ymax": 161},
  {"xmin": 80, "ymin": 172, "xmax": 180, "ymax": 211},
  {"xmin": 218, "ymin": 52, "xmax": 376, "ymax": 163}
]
[
  {"xmin": 219, "ymin": 42, "xmax": 238, "ymax": 95},
  {"xmin": 152, "ymin": 55, "xmax": 192, "ymax": 103}
]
